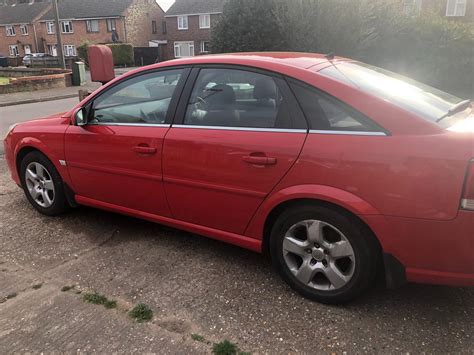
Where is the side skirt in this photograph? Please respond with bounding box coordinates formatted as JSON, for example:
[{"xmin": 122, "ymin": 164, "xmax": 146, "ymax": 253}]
[{"xmin": 75, "ymin": 195, "xmax": 263, "ymax": 253}]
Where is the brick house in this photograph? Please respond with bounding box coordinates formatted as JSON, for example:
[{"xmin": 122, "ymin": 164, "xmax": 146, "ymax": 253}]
[
  {"xmin": 163, "ymin": 0, "xmax": 224, "ymax": 60},
  {"xmin": 403, "ymin": 0, "xmax": 473, "ymax": 21},
  {"xmin": 0, "ymin": 0, "xmax": 166, "ymax": 58}
]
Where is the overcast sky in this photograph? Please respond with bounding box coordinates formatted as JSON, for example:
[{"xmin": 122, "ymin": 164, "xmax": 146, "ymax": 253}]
[{"xmin": 156, "ymin": 0, "xmax": 175, "ymax": 11}]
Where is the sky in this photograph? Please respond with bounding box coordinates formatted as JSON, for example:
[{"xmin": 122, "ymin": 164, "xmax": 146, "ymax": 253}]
[{"xmin": 156, "ymin": 0, "xmax": 175, "ymax": 11}]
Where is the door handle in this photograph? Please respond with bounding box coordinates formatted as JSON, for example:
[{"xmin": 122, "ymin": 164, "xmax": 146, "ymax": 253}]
[
  {"xmin": 133, "ymin": 145, "xmax": 157, "ymax": 155},
  {"xmin": 242, "ymin": 154, "xmax": 277, "ymax": 166}
]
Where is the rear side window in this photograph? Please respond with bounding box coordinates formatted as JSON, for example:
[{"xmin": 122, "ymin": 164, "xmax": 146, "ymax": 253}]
[
  {"xmin": 290, "ymin": 82, "xmax": 385, "ymax": 132},
  {"xmin": 184, "ymin": 68, "xmax": 296, "ymax": 129}
]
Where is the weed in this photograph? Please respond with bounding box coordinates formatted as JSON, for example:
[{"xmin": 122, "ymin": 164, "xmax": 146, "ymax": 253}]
[
  {"xmin": 83, "ymin": 292, "xmax": 118, "ymax": 310},
  {"xmin": 212, "ymin": 340, "xmax": 238, "ymax": 355},
  {"xmin": 104, "ymin": 300, "xmax": 117, "ymax": 309},
  {"xmin": 32, "ymin": 283, "xmax": 43, "ymax": 290},
  {"xmin": 191, "ymin": 334, "xmax": 205, "ymax": 342},
  {"xmin": 128, "ymin": 303, "xmax": 153, "ymax": 322}
]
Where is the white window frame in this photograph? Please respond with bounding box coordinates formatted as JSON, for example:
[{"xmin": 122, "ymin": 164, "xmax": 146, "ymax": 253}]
[
  {"xmin": 177, "ymin": 15, "xmax": 188, "ymax": 30},
  {"xmin": 9, "ymin": 44, "xmax": 19, "ymax": 56},
  {"xmin": 23, "ymin": 44, "xmax": 31, "ymax": 54},
  {"xmin": 403, "ymin": 0, "xmax": 422, "ymax": 15},
  {"xmin": 446, "ymin": 0, "xmax": 467, "ymax": 16},
  {"xmin": 63, "ymin": 44, "xmax": 77, "ymax": 57},
  {"xmin": 20, "ymin": 24, "xmax": 28, "ymax": 35},
  {"xmin": 47, "ymin": 21, "xmax": 55, "ymax": 34},
  {"xmin": 200, "ymin": 41, "xmax": 210, "ymax": 53},
  {"xmin": 47, "ymin": 44, "xmax": 57, "ymax": 56},
  {"xmin": 61, "ymin": 20, "xmax": 74, "ymax": 33},
  {"xmin": 6, "ymin": 25, "xmax": 15, "ymax": 36},
  {"xmin": 199, "ymin": 14, "xmax": 210, "ymax": 29},
  {"xmin": 106, "ymin": 18, "xmax": 116, "ymax": 32},
  {"xmin": 86, "ymin": 19, "xmax": 99, "ymax": 33},
  {"xmin": 174, "ymin": 41, "xmax": 194, "ymax": 58}
]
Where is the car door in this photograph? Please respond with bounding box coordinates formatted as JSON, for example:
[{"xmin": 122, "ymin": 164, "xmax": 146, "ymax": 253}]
[
  {"xmin": 65, "ymin": 67, "xmax": 189, "ymax": 216},
  {"xmin": 163, "ymin": 67, "xmax": 308, "ymax": 234}
]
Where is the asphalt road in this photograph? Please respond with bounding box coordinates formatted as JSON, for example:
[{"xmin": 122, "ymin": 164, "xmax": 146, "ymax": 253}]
[
  {"xmin": 0, "ymin": 101, "xmax": 473, "ymax": 353},
  {"xmin": 0, "ymin": 98, "xmax": 79, "ymax": 154}
]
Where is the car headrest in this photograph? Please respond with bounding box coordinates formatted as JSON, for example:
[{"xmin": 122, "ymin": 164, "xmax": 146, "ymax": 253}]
[
  {"xmin": 205, "ymin": 84, "xmax": 236, "ymax": 109},
  {"xmin": 253, "ymin": 78, "xmax": 277, "ymax": 100}
]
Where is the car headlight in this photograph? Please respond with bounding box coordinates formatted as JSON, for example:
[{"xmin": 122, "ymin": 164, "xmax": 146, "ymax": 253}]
[{"xmin": 3, "ymin": 123, "xmax": 19, "ymax": 140}]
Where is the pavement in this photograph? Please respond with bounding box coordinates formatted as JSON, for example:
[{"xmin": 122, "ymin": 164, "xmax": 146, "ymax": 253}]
[
  {"xmin": 0, "ymin": 67, "xmax": 139, "ymax": 107},
  {"xmin": 0, "ymin": 155, "xmax": 473, "ymax": 353}
]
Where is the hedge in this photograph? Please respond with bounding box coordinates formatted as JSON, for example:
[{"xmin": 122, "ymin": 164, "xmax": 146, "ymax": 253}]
[{"xmin": 77, "ymin": 42, "xmax": 134, "ymax": 67}]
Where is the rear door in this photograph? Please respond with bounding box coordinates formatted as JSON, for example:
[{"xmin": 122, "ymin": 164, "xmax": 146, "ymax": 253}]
[
  {"xmin": 65, "ymin": 67, "xmax": 188, "ymax": 216},
  {"xmin": 163, "ymin": 67, "xmax": 308, "ymax": 234}
]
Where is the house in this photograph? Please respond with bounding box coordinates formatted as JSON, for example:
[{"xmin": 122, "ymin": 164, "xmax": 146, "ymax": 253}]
[
  {"xmin": 163, "ymin": 0, "xmax": 224, "ymax": 60},
  {"xmin": 403, "ymin": 0, "xmax": 473, "ymax": 21},
  {"xmin": 0, "ymin": 0, "xmax": 166, "ymax": 58}
]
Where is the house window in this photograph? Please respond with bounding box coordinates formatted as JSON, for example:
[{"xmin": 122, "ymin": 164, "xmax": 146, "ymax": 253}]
[
  {"xmin": 200, "ymin": 41, "xmax": 210, "ymax": 53},
  {"xmin": 9, "ymin": 45, "xmax": 19, "ymax": 56},
  {"xmin": 152, "ymin": 20, "xmax": 157, "ymax": 34},
  {"xmin": 20, "ymin": 24, "xmax": 28, "ymax": 35},
  {"xmin": 47, "ymin": 21, "xmax": 55, "ymax": 34},
  {"xmin": 162, "ymin": 21, "xmax": 167, "ymax": 34},
  {"xmin": 23, "ymin": 44, "xmax": 31, "ymax": 54},
  {"xmin": 199, "ymin": 14, "xmax": 210, "ymax": 29},
  {"xmin": 446, "ymin": 0, "xmax": 467, "ymax": 16},
  {"xmin": 6, "ymin": 25, "xmax": 15, "ymax": 36},
  {"xmin": 61, "ymin": 21, "xmax": 73, "ymax": 33},
  {"xmin": 47, "ymin": 44, "xmax": 57, "ymax": 56},
  {"xmin": 86, "ymin": 20, "xmax": 99, "ymax": 33},
  {"xmin": 403, "ymin": 0, "xmax": 422, "ymax": 15},
  {"xmin": 177, "ymin": 16, "xmax": 188, "ymax": 30},
  {"xmin": 64, "ymin": 45, "xmax": 77, "ymax": 57},
  {"xmin": 106, "ymin": 18, "xmax": 116, "ymax": 32},
  {"xmin": 174, "ymin": 41, "xmax": 194, "ymax": 58}
]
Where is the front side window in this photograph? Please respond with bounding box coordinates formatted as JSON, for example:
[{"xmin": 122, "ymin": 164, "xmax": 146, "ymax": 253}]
[
  {"xmin": 9, "ymin": 45, "xmax": 19, "ymax": 56},
  {"xmin": 91, "ymin": 69, "xmax": 183, "ymax": 125},
  {"xmin": 47, "ymin": 21, "xmax": 55, "ymax": 34},
  {"xmin": 86, "ymin": 20, "xmax": 99, "ymax": 33},
  {"xmin": 177, "ymin": 16, "xmax": 188, "ymax": 30},
  {"xmin": 199, "ymin": 14, "xmax": 210, "ymax": 29},
  {"xmin": 106, "ymin": 18, "xmax": 116, "ymax": 32},
  {"xmin": 291, "ymin": 82, "xmax": 384, "ymax": 132},
  {"xmin": 6, "ymin": 25, "xmax": 15, "ymax": 36},
  {"xmin": 184, "ymin": 68, "xmax": 293, "ymax": 129},
  {"xmin": 174, "ymin": 41, "xmax": 194, "ymax": 58},
  {"xmin": 20, "ymin": 24, "xmax": 28, "ymax": 35},
  {"xmin": 64, "ymin": 45, "xmax": 76, "ymax": 56},
  {"xmin": 61, "ymin": 21, "xmax": 73, "ymax": 33},
  {"xmin": 446, "ymin": 0, "xmax": 467, "ymax": 16}
]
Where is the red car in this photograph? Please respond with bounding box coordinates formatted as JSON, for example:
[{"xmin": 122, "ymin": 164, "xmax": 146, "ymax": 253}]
[{"xmin": 4, "ymin": 53, "xmax": 473, "ymax": 303}]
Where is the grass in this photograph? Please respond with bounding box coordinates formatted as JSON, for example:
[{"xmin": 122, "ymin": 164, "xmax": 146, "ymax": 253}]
[
  {"xmin": 0, "ymin": 77, "xmax": 9, "ymax": 85},
  {"xmin": 83, "ymin": 292, "xmax": 117, "ymax": 309},
  {"xmin": 128, "ymin": 303, "xmax": 153, "ymax": 322},
  {"xmin": 212, "ymin": 340, "xmax": 250, "ymax": 355},
  {"xmin": 191, "ymin": 334, "xmax": 206, "ymax": 342}
]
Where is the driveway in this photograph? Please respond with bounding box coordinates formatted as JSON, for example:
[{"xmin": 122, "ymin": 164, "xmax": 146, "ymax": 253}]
[{"xmin": 0, "ymin": 156, "xmax": 472, "ymax": 353}]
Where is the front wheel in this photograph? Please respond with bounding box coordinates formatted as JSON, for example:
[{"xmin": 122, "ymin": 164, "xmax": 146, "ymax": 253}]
[
  {"xmin": 19, "ymin": 151, "xmax": 69, "ymax": 216},
  {"xmin": 270, "ymin": 204, "xmax": 379, "ymax": 304}
]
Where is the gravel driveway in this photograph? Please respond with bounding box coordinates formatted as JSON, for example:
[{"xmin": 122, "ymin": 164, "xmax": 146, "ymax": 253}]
[{"xmin": 0, "ymin": 156, "xmax": 472, "ymax": 353}]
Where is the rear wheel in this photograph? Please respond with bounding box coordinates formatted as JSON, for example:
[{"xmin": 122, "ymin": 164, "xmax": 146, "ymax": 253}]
[
  {"xmin": 270, "ymin": 204, "xmax": 378, "ymax": 304},
  {"xmin": 19, "ymin": 151, "xmax": 69, "ymax": 216}
]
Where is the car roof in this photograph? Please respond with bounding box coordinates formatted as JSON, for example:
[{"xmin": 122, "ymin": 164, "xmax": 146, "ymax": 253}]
[{"xmin": 156, "ymin": 52, "xmax": 349, "ymax": 71}]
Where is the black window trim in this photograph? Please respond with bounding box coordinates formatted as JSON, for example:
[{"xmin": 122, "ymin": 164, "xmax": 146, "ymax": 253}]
[
  {"xmin": 286, "ymin": 77, "xmax": 391, "ymax": 136},
  {"xmin": 83, "ymin": 66, "xmax": 192, "ymax": 127},
  {"xmin": 172, "ymin": 64, "xmax": 308, "ymax": 132}
]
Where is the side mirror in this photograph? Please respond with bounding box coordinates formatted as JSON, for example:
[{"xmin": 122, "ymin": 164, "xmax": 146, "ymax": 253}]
[{"xmin": 75, "ymin": 107, "xmax": 88, "ymax": 126}]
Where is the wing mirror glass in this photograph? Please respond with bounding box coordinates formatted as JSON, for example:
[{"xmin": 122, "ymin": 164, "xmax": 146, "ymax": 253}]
[{"xmin": 75, "ymin": 107, "xmax": 88, "ymax": 126}]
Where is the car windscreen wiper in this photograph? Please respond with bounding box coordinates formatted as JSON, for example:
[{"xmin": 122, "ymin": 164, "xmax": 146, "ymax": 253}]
[{"xmin": 436, "ymin": 99, "xmax": 471, "ymax": 123}]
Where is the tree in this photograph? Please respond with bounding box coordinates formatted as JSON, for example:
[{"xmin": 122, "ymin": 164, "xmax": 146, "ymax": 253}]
[{"xmin": 212, "ymin": 0, "xmax": 290, "ymax": 53}]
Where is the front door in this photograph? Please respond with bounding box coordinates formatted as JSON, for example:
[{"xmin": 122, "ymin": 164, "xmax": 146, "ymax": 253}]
[
  {"xmin": 65, "ymin": 68, "xmax": 187, "ymax": 216},
  {"xmin": 163, "ymin": 67, "xmax": 308, "ymax": 234}
]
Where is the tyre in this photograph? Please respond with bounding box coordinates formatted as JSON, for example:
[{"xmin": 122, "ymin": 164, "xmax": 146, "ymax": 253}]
[
  {"xmin": 270, "ymin": 204, "xmax": 378, "ymax": 304},
  {"xmin": 19, "ymin": 151, "xmax": 69, "ymax": 216}
]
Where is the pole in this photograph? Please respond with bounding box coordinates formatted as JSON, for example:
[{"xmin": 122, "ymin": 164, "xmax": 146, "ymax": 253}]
[{"xmin": 52, "ymin": 0, "xmax": 66, "ymax": 69}]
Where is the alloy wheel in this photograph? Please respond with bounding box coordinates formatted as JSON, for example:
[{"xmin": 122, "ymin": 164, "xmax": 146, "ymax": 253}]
[{"xmin": 25, "ymin": 162, "xmax": 55, "ymax": 208}]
